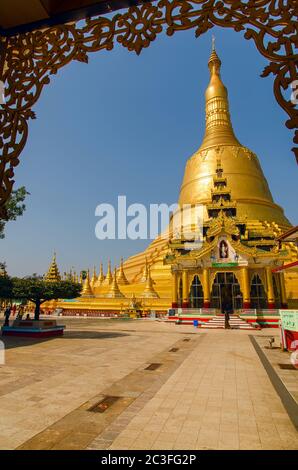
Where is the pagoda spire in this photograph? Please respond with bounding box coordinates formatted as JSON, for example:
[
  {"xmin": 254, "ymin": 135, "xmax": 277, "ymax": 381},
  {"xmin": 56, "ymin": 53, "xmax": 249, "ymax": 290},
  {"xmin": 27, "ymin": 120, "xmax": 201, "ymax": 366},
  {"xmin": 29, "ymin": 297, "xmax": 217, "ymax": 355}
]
[
  {"xmin": 82, "ymin": 269, "xmax": 94, "ymax": 297},
  {"xmin": 97, "ymin": 262, "xmax": 105, "ymax": 285},
  {"xmin": 199, "ymin": 41, "xmax": 239, "ymax": 150},
  {"xmin": 117, "ymin": 258, "xmax": 129, "ymax": 285},
  {"xmin": 45, "ymin": 252, "xmax": 61, "ymax": 282},
  {"xmin": 103, "ymin": 260, "xmax": 113, "ymax": 285},
  {"xmin": 142, "ymin": 266, "xmax": 158, "ymax": 298},
  {"xmin": 106, "ymin": 267, "xmax": 124, "ymax": 298},
  {"xmin": 90, "ymin": 266, "xmax": 97, "ymax": 288},
  {"xmin": 140, "ymin": 257, "xmax": 148, "ymax": 283}
]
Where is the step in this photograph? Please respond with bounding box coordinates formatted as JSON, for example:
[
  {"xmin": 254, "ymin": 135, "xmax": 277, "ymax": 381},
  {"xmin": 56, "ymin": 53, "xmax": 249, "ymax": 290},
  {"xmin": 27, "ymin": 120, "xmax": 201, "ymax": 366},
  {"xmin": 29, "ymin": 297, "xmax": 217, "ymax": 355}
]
[
  {"xmin": 201, "ymin": 324, "xmax": 254, "ymax": 329},
  {"xmin": 200, "ymin": 315, "xmax": 255, "ymax": 329},
  {"xmin": 168, "ymin": 314, "xmax": 257, "ymax": 329}
]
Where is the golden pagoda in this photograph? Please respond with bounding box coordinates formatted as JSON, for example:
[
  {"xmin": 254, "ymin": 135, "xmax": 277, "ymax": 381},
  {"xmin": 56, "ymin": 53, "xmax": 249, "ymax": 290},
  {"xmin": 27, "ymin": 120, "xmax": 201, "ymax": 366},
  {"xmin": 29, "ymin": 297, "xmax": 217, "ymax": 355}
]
[
  {"xmin": 142, "ymin": 266, "xmax": 159, "ymax": 299},
  {"xmin": 90, "ymin": 266, "xmax": 97, "ymax": 289},
  {"xmin": 95, "ymin": 263, "xmax": 105, "ymax": 287},
  {"xmin": 117, "ymin": 258, "xmax": 129, "ymax": 285},
  {"xmin": 51, "ymin": 44, "xmax": 297, "ymax": 318},
  {"xmin": 178, "ymin": 46, "xmax": 289, "ymax": 227},
  {"xmin": 102, "ymin": 260, "xmax": 113, "ymax": 286},
  {"xmin": 106, "ymin": 267, "xmax": 124, "ymax": 298},
  {"xmin": 45, "ymin": 253, "xmax": 61, "ymax": 282},
  {"xmin": 81, "ymin": 269, "xmax": 94, "ymax": 297}
]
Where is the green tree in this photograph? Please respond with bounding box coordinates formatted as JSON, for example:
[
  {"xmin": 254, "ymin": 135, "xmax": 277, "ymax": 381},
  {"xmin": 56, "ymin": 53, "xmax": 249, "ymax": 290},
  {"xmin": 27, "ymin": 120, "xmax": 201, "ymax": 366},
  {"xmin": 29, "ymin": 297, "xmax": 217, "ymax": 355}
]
[
  {"xmin": 0, "ymin": 274, "xmax": 13, "ymax": 299},
  {"xmin": 0, "ymin": 186, "xmax": 29, "ymax": 239},
  {"xmin": 12, "ymin": 277, "xmax": 82, "ymax": 320}
]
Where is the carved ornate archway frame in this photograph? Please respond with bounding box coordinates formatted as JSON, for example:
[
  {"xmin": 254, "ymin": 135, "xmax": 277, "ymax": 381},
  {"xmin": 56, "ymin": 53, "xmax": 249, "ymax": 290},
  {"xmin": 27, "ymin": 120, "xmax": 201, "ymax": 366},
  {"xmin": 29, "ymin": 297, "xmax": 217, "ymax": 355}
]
[{"xmin": 0, "ymin": 0, "xmax": 297, "ymax": 218}]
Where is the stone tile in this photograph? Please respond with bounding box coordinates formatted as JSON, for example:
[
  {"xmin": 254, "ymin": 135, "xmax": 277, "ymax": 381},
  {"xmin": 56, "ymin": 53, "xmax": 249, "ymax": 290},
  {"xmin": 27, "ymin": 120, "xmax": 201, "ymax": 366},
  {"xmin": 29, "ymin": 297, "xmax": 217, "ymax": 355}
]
[
  {"xmin": 196, "ymin": 429, "xmax": 219, "ymax": 449},
  {"xmin": 1, "ymin": 322, "xmax": 297, "ymax": 450},
  {"xmin": 219, "ymin": 431, "xmax": 240, "ymax": 450}
]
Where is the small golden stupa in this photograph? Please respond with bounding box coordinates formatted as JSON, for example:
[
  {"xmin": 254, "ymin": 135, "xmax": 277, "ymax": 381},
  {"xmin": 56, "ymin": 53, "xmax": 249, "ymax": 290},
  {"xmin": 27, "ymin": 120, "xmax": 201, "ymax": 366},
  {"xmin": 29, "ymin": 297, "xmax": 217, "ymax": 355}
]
[
  {"xmin": 90, "ymin": 266, "xmax": 97, "ymax": 289},
  {"xmin": 81, "ymin": 269, "xmax": 94, "ymax": 297},
  {"xmin": 117, "ymin": 258, "xmax": 129, "ymax": 285},
  {"xmin": 102, "ymin": 260, "xmax": 113, "ymax": 286},
  {"xmin": 106, "ymin": 267, "xmax": 124, "ymax": 298},
  {"xmin": 142, "ymin": 266, "xmax": 159, "ymax": 299},
  {"xmin": 95, "ymin": 263, "xmax": 105, "ymax": 286},
  {"xmin": 44, "ymin": 253, "xmax": 61, "ymax": 282}
]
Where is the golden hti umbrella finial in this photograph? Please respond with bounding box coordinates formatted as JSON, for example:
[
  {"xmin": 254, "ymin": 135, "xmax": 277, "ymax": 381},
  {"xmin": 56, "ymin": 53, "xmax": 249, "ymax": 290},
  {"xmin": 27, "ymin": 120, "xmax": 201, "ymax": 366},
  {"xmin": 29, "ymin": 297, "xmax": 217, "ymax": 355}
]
[
  {"xmin": 207, "ymin": 49, "xmax": 238, "ymax": 144},
  {"xmin": 198, "ymin": 41, "xmax": 240, "ymax": 150}
]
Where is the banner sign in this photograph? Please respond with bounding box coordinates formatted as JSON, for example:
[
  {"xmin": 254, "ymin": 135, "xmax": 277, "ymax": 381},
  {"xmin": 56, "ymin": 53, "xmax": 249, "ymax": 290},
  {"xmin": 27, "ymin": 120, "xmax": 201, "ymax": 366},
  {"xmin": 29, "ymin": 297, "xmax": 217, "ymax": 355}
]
[
  {"xmin": 212, "ymin": 262, "xmax": 238, "ymax": 268},
  {"xmin": 279, "ymin": 310, "xmax": 298, "ymax": 332}
]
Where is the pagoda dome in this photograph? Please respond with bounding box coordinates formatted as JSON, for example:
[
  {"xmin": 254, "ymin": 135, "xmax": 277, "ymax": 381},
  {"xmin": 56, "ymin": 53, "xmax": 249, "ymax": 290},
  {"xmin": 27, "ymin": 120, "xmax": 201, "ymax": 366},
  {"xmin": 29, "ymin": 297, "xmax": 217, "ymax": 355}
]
[{"xmin": 178, "ymin": 46, "xmax": 290, "ymax": 228}]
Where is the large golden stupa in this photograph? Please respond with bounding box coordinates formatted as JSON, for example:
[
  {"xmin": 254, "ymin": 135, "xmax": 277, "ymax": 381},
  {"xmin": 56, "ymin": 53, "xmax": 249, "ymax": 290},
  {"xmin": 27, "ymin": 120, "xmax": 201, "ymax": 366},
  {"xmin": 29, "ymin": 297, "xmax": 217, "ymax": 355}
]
[{"xmin": 49, "ymin": 45, "xmax": 298, "ymax": 316}]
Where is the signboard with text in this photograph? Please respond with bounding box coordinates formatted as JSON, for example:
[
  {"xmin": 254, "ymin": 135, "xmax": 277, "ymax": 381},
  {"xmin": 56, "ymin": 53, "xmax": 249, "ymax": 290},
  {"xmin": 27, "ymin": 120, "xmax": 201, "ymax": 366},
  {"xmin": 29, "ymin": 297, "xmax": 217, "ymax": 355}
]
[
  {"xmin": 280, "ymin": 310, "xmax": 298, "ymax": 332},
  {"xmin": 212, "ymin": 262, "xmax": 238, "ymax": 268}
]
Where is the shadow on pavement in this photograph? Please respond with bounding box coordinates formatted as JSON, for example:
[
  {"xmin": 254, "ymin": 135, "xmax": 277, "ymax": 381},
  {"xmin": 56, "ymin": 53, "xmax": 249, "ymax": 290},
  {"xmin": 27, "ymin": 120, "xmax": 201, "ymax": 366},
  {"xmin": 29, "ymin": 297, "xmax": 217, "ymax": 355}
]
[{"xmin": 1, "ymin": 330, "xmax": 130, "ymax": 349}]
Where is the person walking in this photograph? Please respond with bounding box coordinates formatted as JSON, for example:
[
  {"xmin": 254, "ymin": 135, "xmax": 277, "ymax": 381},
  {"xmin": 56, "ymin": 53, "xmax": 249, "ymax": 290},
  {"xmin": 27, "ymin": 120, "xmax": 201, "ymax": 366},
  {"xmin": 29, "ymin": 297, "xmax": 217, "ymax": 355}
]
[
  {"xmin": 4, "ymin": 305, "xmax": 11, "ymax": 327},
  {"xmin": 221, "ymin": 289, "xmax": 233, "ymax": 329},
  {"xmin": 224, "ymin": 308, "xmax": 231, "ymax": 329},
  {"xmin": 16, "ymin": 305, "xmax": 24, "ymax": 320},
  {"xmin": 12, "ymin": 304, "xmax": 17, "ymax": 316}
]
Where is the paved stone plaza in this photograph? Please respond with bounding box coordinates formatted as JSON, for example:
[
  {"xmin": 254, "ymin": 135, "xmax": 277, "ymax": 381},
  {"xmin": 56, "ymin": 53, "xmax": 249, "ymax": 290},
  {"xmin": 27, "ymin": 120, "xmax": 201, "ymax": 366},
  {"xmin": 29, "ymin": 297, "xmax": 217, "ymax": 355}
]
[{"xmin": 0, "ymin": 318, "xmax": 297, "ymax": 450}]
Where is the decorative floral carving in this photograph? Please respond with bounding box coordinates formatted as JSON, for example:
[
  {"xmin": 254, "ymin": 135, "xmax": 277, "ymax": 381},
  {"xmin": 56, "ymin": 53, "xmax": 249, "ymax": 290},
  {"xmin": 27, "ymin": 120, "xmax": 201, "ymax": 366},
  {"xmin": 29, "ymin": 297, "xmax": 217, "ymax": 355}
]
[
  {"xmin": 116, "ymin": 4, "xmax": 163, "ymax": 54},
  {"xmin": 0, "ymin": 0, "xmax": 297, "ymax": 216}
]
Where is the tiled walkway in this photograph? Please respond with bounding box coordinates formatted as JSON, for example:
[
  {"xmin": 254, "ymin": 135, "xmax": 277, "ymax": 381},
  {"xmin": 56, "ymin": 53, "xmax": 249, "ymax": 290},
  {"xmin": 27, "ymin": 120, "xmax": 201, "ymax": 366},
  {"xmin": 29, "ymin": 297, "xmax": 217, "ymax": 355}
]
[
  {"xmin": 0, "ymin": 320, "xmax": 184, "ymax": 449},
  {"xmin": 0, "ymin": 319, "xmax": 297, "ymax": 450},
  {"xmin": 101, "ymin": 330, "xmax": 298, "ymax": 450},
  {"xmin": 255, "ymin": 335, "xmax": 298, "ymax": 405}
]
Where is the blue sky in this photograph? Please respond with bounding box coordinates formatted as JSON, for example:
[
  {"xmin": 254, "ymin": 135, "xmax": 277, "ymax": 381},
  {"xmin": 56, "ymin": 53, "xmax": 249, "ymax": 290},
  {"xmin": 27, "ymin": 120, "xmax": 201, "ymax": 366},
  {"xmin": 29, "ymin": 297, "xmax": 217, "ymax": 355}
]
[{"xmin": 1, "ymin": 23, "xmax": 297, "ymax": 277}]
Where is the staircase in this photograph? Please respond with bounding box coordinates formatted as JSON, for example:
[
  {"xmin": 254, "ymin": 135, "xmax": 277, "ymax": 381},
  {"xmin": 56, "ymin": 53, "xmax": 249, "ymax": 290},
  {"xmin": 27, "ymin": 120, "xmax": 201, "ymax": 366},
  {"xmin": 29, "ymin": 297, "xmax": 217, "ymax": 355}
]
[{"xmin": 200, "ymin": 314, "xmax": 256, "ymax": 330}]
